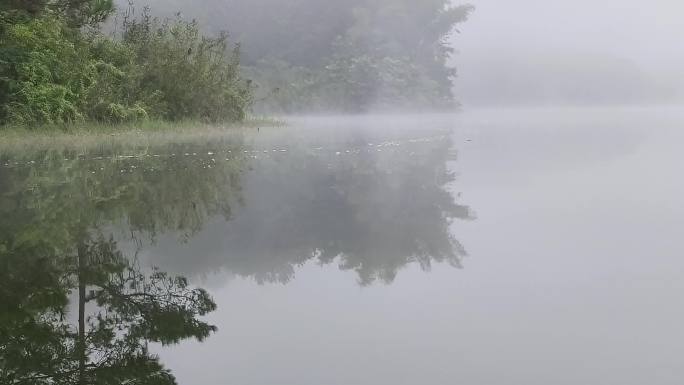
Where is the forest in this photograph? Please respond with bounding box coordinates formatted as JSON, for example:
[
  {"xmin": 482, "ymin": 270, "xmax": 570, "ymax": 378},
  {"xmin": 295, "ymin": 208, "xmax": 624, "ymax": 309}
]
[
  {"xmin": 1, "ymin": 0, "xmax": 472, "ymax": 126},
  {"xmin": 137, "ymin": 0, "xmax": 474, "ymax": 113}
]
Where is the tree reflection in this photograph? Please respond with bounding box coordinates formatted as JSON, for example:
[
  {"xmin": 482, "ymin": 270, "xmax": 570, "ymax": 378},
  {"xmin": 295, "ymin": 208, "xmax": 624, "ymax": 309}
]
[
  {"xmin": 0, "ymin": 141, "xmax": 245, "ymax": 384},
  {"xmin": 1, "ymin": 235, "xmax": 215, "ymax": 385},
  {"xmin": 0, "ymin": 129, "xmax": 473, "ymax": 382},
  {"xmin": 147, "ymin": 131, "xmax": 473, "ymax": 285}
]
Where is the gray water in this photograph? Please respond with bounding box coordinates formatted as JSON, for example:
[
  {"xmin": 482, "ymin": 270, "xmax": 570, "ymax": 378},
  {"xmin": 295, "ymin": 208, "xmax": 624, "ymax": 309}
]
[{"xmin": 2, "ymin": 107, "xmax": 683, "ymax": 384}]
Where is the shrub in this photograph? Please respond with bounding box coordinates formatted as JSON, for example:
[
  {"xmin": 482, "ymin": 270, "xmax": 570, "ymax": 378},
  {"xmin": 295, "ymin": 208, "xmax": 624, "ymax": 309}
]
[
  {"xmin": 119, "ymin": 10, "xmax": 252, "ymax": 122},
  {"xmin": 0, "ymin": 5, "xmax": 252, "ymax": 128},
  {"xmin": 0, "ymin": 14, "xmax": 93, "ymax": 125}
]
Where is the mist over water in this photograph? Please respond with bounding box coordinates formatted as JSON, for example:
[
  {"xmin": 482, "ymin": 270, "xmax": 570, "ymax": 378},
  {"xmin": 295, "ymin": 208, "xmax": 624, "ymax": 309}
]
[
  {"xmin": 148, "ymin": 107, "xmax": 682, "ymax": 385},
  {"xmin": 2, "ymin": 1, "xmax": 683, "ymax": 384},
  {"xmin": 3, "ymin": 107, "xmax": 684, "ymax": 384}
]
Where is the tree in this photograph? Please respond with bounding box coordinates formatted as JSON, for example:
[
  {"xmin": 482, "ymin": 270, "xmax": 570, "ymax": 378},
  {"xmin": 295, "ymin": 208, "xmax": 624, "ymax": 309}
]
[
  {"xmin": 0, "ymin": 2, "xmax": 252, "ymax": 127},
  {"xmin": 132, "ymin": 0, "xmax": 474, "ymax": 112},
  {"xmin": 0, "ymin": 0, "xmax": 114, "ymax": 26}
]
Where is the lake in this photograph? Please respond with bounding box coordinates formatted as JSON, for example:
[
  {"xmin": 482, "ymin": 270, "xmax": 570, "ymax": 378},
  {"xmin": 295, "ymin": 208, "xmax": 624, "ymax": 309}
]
[{"xmin": 1, "ymin": 107, "xmax": 682, "ymax": 385}]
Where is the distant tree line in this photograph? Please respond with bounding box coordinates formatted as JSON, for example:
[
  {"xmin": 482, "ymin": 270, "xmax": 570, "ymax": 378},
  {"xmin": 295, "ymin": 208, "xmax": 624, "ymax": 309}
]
[
  {"xmin": 0, "ymin": 1, "xmax": 252, "ymax": 128},
  {"xmin": 132, "ymin": 0, "xmax": 474, "ymax": 113}
]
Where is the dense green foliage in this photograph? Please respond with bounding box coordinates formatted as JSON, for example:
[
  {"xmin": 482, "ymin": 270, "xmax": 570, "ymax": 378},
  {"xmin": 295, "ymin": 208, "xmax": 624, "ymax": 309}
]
[
  {"xmin": 0, "ymin": 1, "xmax": 251, "ymax": 128},
  {"xmin": 0, "ymin": 0, "xmax": 115, "ymax": 27},
  {"xmin": 134, "ymin": 0, "xmax": 473, "ymax": 113}
]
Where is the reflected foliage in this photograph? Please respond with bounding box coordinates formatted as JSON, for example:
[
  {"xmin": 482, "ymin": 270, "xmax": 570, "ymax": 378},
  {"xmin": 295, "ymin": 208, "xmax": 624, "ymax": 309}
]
[
  {"xmin": 0, "ymin": 141, "xmax": 245, "ymax": 383},
  {"xmin": 0, "ymin": 141, "xmax": 244, "ymax": 239},
  {"xmin": 145, "ymin": 130, "xmax": 473, "ymax": 285},
  {"xmin": 0, "ymin": 234, "xmax": 216, "ymax": 385},
  {"xmin": 1, "ymin": 128, "xmax": 472, "ymax": 382}
]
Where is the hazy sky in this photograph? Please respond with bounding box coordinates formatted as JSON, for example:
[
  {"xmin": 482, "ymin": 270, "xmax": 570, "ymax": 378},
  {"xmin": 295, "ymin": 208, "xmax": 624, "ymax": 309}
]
[{"xmin": 453, "ymin": 0, "xmax": 684, "ymax": 105}]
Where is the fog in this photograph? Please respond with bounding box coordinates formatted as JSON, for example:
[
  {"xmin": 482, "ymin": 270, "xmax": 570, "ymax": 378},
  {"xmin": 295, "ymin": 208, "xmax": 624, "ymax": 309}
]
[
  {"xmin": 4, "ymin": 2, "xmax": 684, "ymax": 385},
  {"xmin": 117, "ymin": 0, "xmax": 472, "ymax": 113},
  {"xmin": 454, "ymin": 0, "xmax": 684, "ymax": 106},
  {"xmin": 116, "ymin": 0, "xmax": 683, "ymax": 110}
]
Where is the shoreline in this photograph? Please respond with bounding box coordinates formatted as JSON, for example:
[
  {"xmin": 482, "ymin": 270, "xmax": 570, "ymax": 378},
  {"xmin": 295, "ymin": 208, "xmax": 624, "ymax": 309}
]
[{"xmin": 0, "ymin": 118, "xmax": 284, "ymax": 156}]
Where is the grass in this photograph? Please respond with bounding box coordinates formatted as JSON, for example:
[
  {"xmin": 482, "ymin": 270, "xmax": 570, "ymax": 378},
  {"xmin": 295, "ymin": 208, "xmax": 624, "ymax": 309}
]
[{"xmin": 0, "ymin": 117, "xmax": 285, "ymax": 156}]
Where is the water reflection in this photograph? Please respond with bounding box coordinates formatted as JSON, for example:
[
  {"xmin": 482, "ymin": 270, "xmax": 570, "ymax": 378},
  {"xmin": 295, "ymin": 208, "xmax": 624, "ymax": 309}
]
[
  {"xmin": 0, "ymin": 127, "xmax": 471, "ymax": 383},
  {"xmin": 0, "ymin": 234, "xmax": 216, "ymax": 385},
  {"xmin": 0, "ymin": 140, "xmax": 244, "ymax": 384},
  {"xmin": 146, "ymin": 131, "xmax": 472, "ymax": 284}
]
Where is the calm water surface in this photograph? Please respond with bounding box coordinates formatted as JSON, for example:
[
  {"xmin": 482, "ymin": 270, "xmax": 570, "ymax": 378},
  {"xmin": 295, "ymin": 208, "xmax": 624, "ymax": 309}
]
[{"xmin": 1, "ymin": 107, "xmax": 683, "ymax": 384}]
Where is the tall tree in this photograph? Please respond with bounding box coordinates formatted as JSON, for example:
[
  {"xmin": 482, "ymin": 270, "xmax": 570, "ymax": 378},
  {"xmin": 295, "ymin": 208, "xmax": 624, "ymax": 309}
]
[{"xmin": 130, "ymin": 0, "xmax": 473, "ymax": 112}]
